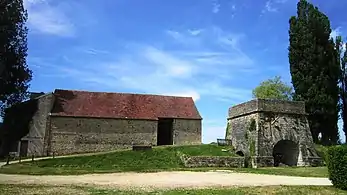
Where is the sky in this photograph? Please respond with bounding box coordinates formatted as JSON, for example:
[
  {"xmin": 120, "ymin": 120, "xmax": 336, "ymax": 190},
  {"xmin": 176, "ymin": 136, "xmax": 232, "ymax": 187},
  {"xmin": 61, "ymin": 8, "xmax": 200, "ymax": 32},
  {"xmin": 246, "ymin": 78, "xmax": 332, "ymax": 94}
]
[{"xmin": 24, "ymin": 0, "xmax": 347, "ymax": 143}]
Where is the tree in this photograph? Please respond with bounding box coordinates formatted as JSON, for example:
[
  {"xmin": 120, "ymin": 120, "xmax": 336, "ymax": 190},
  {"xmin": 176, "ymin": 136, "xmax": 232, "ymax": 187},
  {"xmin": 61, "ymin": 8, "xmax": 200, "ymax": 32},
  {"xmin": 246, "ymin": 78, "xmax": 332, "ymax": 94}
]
[
  {"xmin": 289, "ymin": 0, "xmax": 340, "ymax": 145},
  {"xmin": 0, "ymin": 0, "xmax": 32, "ymax": 116},
  {"xmin": 338, "ymin": 36, "xmax": 347, "ymax": 143},
  {"xmin": 252, "ymin": 76, "xmax": 293, "ymax": 100}
]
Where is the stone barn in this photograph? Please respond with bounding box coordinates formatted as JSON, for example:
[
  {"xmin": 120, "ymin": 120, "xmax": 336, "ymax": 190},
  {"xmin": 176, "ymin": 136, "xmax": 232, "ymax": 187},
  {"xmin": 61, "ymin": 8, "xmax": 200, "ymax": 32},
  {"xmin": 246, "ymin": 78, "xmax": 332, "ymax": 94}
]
[
  {"xmin": 226, "ymin": 99, "xmax": 322, "ymax": 168},
  {"xmin": 1, "ymin": 89, "xmax": 202, "ymax": 157}
]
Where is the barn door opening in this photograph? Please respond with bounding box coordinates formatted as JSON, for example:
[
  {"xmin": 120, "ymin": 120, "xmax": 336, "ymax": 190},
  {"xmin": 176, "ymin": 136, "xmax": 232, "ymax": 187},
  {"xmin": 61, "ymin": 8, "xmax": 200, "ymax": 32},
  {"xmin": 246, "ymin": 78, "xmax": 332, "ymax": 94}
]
[
  {"xmin": 157, "ymin": 118, "xmax": 173, "ymax": 146},
  {"xmin": 20, "ymin": 140, "xmax": 28, "ymax": 157}
]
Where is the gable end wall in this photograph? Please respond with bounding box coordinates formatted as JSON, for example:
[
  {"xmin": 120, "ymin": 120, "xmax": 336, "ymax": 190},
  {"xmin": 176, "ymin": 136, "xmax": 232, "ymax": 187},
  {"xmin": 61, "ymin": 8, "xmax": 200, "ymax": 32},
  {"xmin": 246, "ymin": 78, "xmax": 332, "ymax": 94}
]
[{"xmin": 21, "ymin": 93, "xmax": 54, "ymax": 157}]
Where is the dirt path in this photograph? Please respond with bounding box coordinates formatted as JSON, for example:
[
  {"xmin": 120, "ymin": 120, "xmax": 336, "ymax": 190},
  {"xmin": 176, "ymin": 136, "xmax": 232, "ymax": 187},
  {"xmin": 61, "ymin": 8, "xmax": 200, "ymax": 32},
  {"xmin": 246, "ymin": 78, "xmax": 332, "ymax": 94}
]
[{"xmin": 0, "ymin": 171, "xmax": 332, "ymax": 189}]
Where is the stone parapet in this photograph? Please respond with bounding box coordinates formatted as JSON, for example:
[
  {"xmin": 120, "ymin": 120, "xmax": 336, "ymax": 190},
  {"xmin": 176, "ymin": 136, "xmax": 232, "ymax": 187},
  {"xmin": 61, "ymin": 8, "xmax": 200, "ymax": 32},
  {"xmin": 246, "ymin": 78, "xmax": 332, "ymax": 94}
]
[
  {"xmin": 228, "ymin": 99, "xmax": 306, "ymax": 119},
  {"xmin": 303, "ymin": 157, "xmax": 324, "ymax": 167},
  {"xmin": 181, "ymin": 155, "xmax": 244, "ymax": 168},
  {"xmin": 251, "ymin": 156, "xmax": 274, "ymax": 167}
]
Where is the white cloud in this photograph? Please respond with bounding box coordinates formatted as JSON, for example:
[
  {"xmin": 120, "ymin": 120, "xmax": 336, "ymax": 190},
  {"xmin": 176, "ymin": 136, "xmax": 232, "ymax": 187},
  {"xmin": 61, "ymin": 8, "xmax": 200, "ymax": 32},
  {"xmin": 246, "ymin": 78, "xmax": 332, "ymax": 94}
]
[
  {"xmin": 212, "ymin": 0, "xmax": 220, "ymax": 13},
  {"xmin": 188, "ymin": 29, "xmax": 202, "ymax": 36},
  {"xmin": 24, "ymin": 0, "xmax": 74, "ymax": 36},
  {"xmin": 275, "ymin": 0, "xmax": 287, "ymax": 3},
  {"xmin": 263, "ymin": 1, "xmax": 278, "ymax": 13},
  {"xmin": 82, "ymin": 48, "xmax": 110, "ymax": 55},
  {"xmin": 143, "ymin": 47, "xmax": 195, "ymax": 78},
  {"xmin": 166, "ymin": 91, "xmax": 201, "ymax": 102},
  {"xmin": 330, "ymin": 27, "xmax": 346, "ymax": 53},
  {"xmin": 38, "ymin": 26, "xmax": 253, "ymax": 103},
  {"xmin": 166, "ymin": 30, "xmax": 202, "ymax": 46},
  {"xmin": 330, "ymin": 27, "xmax": 342, "ymax": 40},
  {"xmin": 166, "ymin": 30, "xmax": 182, "ymax": 40},
  {"xmin": 262, "ymin": 0, "xmax": 289, "ymax": 14},
  {"xmin": 231, "ymin": 4, "xmax": 236, "ymax": 11}
]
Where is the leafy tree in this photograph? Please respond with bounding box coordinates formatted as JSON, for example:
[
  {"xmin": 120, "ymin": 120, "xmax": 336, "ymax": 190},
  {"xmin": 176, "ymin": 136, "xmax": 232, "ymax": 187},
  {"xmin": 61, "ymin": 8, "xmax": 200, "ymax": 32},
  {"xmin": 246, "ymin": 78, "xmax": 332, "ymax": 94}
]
[
  {"xmin": 252, "ymin": 76, "xmax": 293, "ymax": 100},
  {"xmin": 0, "ymin": 0, "xmax": 32, "ymax": 116},
  {"xmin": 338, "ymin": 36, "xmax": 347, "ymax": 143},
  {"xmin": 289, "ymin": 0, "xmax": 340, "ymax": 145}
]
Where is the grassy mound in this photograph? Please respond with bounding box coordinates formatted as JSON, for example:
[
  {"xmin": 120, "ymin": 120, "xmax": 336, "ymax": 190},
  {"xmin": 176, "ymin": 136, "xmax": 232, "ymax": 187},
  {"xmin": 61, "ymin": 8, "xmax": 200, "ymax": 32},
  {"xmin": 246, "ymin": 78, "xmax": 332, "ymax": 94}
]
[
  {"xmin": 0, "ymin": 144, "xmax": 328, "ymax": 177},
  {"xmin": 0, "ymin": 144, "xmax": 235, "ymax": 175}
]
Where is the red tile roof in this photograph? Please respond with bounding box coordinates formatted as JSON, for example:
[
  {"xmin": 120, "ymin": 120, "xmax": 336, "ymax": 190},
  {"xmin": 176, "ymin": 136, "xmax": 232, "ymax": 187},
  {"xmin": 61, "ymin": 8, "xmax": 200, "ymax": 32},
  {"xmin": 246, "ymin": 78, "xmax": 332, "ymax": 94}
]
[{"xmin": 51, "ymin": 89, "xmax": 202, "ymax": 120}]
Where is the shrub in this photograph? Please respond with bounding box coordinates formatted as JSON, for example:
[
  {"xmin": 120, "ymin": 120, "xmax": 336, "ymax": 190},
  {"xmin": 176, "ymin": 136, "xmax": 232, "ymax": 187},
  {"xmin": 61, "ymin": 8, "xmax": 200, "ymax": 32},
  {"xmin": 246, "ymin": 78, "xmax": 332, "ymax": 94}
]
[
  {"xmin": 315, "ymin": 144, "xmax": 328, "ymax": 164},
  {"xmin": 326, "ymin": 145, "xmax": 347, "ymax": 190}
]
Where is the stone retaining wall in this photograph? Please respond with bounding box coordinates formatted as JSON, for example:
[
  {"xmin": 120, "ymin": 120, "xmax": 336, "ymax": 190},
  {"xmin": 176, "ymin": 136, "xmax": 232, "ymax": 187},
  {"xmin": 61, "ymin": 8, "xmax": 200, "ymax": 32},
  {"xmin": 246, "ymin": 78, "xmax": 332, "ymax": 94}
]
[
  {"xmin": 304, "ymin": 157, "xmax": 324, "ymax": 167},
  {"xmin": 181, "ymin": 155, "xmax": 244, "ymax": 168},
  {"xmin": 251, "ymin": 156, "xmax": 274, "ymax": 167}
]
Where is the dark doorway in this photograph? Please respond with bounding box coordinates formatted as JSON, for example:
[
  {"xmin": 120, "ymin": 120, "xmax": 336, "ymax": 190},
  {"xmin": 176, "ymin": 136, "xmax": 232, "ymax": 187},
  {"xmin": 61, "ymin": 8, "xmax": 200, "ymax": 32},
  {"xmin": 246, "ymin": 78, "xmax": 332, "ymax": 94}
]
[
  {"xmin": 20, "ymin": 140, "xmax": 28, "ymax": 157},
  {"xmin": 157, "ymin": 118, "xmax": 173, "ymax": 146},
  {"xmin": 236, "ymin": 151, "xmax": 244, "ymax": 156},
  {"xmin": 273, "ymin": 140, "xmax": 299, "ymax": 167}
]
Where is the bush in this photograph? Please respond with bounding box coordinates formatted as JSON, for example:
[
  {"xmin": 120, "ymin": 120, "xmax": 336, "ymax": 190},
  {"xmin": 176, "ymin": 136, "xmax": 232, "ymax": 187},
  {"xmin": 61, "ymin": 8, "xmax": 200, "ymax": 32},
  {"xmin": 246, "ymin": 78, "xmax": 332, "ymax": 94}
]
[
  {"xmin": 315, "ymin": 144, "xmax": 328, "ymax": 164},
  {"xmin": 326, "ymin": 145, "xmax": 347, "ymax": 190}
]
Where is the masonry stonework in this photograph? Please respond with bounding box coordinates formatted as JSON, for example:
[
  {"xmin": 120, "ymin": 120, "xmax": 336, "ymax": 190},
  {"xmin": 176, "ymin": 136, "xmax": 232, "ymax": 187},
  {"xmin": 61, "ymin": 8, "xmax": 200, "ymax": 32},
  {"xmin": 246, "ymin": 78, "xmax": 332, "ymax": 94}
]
[
  {"xmin": 49, "ymin": 117, "xmax": 158, "ymax": 155},
  {"xmin": 181, "ymin": 156, "xmax": 244, "ymax": 168},
  {"xmin": 48, "ymin": 117, "xmax": 202, "ymax": 155},
  {"xmin": 173, "ymin": 119, "xmax": 201, "ymax": 145},
  {"xmin": 21, "ymin": 94, "xmax": 54, "ymax": 156},
  {"xmin": 226, "ymin": 99, "xmax": 322, "ymax": 168},
  {"xmin": 4, "ymin": 89, "xmax": 202, "ymax": 157}
]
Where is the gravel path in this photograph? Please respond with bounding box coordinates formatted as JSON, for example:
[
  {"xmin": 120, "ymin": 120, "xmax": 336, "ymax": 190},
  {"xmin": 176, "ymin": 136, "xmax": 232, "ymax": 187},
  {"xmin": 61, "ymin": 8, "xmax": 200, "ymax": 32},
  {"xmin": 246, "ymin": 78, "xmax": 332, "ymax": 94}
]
[{"xmin": 0, "ymin": 171, "xmax": 332, "ymax": 189}]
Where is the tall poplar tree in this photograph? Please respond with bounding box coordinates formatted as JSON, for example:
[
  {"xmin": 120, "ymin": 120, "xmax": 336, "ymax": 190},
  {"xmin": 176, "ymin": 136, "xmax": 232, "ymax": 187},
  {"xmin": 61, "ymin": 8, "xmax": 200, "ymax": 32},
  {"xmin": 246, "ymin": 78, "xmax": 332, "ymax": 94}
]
[
  {"xmin": 289, "ymin": 0, "xmax": 340, "ymax": 145},
  {"xmin": 0, "ymin": 0, "xmax": 32, "ymax": 116}
]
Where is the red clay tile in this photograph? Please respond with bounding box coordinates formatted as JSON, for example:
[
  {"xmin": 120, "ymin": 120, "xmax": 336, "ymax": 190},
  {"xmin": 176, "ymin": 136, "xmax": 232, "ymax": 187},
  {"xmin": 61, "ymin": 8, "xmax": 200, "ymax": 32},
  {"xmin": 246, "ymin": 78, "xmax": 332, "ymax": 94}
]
[{"xmin": 51, "ymin": 89, "xmax": 202, "ymax": 120}]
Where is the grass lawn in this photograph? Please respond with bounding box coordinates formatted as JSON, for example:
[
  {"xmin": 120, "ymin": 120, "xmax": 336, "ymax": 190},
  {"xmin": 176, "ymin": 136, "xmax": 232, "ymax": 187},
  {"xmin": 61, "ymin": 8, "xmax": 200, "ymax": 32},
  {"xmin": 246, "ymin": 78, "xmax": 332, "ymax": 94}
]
[
  {"xmin": 229, "ymin": 166, "xmax": 328, "ymax": 178},
  {"xmin": 0, "ymin": 184, "xmax": 346, "ymax": 195},
  {"xmin": 0, "ymin": 144, "xmax": 234, "ymax": 175},
  {"xmin": 0, "ymin": 144, "xmax": 328, "ymax": 178}
]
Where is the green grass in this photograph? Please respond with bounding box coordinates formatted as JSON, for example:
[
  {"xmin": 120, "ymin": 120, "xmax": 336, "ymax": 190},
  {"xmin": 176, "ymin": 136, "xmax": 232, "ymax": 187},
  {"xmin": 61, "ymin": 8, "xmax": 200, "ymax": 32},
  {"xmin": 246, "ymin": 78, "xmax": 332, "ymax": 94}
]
[
  {"xmin": 315, "ymin": 144, "xmax": 329, "ymax": 163},
  {"xmin": 0, "ymin": 144, "xmax": 328, "ymax": 178},
  {"xmin": 229, "ymin": 166, "xmax": 328, "ymax": 178},
  {"xmin": 0, "ymin": 184, "xmax": 346, "ymax": 195},
  {"xmin": 0, "ymin": 144, "xmax": 235, "ymax": 175}
]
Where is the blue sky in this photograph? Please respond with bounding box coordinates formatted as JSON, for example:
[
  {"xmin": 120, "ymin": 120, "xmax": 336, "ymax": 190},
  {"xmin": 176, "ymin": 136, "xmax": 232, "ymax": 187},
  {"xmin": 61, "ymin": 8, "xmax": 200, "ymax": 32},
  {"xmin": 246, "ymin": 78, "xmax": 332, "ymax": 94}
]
[{"xmin": 24, "ymin": 0, "xmax": 347, "ymax": 143}]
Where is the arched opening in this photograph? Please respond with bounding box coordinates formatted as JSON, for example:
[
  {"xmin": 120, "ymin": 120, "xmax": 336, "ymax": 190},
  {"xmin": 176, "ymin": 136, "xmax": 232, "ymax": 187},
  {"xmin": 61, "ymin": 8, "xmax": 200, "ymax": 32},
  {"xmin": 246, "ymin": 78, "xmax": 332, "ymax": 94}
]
[
  {"xmin": 236, "ymin": 151, "xmax": 244, "ymax": 156},
  {"xmin": 273, "ymin": 140, "xmax": 299, "ymax": 167}
]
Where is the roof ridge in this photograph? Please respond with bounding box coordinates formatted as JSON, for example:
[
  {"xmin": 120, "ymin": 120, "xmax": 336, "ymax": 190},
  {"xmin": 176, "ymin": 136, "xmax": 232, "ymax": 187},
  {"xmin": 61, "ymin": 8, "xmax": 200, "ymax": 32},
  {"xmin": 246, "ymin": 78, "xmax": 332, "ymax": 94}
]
[{"xmin": 54, "ymin": 89, "xmax": 194, "ymax": 99}]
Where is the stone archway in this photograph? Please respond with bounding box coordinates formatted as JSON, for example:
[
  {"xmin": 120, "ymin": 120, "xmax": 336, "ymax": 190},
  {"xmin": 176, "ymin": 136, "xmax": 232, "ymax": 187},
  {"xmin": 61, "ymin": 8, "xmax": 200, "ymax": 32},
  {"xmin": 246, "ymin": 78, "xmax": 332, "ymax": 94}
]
[{"xmin": 273, "ymin": 140, "xmax": 299, "ymax": 167}]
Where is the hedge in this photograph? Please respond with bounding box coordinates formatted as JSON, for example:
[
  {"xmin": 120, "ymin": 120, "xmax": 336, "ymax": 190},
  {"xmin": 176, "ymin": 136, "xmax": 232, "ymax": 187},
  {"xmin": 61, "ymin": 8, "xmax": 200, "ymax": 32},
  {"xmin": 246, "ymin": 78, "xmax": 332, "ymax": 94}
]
[
  {"xmin": 315, "ymin": 144, "xmax": 328, "ymax": 164},
  {"xmin": 326, "ymin": 145, "xmax": 347, "ymax": 190}
]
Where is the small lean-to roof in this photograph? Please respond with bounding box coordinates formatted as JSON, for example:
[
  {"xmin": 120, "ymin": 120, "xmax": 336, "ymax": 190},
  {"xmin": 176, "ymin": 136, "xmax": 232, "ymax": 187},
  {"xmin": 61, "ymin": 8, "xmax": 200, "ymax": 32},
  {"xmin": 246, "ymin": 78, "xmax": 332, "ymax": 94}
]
[{"xmin": 51, "ymin": 89, "xmax": 202, "ymax": 120}]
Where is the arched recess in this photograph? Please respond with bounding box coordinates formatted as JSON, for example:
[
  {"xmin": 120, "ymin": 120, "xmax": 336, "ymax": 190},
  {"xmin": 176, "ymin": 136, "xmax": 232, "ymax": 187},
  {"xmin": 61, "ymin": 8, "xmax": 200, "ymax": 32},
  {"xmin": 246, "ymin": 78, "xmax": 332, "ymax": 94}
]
[
  {"xmin": 272, "ymin": 140, "xmax": 299, "ymax": 167},
  {"xmin": 236, "ymin": 151, "xmax": 244, "ymax": 156}
]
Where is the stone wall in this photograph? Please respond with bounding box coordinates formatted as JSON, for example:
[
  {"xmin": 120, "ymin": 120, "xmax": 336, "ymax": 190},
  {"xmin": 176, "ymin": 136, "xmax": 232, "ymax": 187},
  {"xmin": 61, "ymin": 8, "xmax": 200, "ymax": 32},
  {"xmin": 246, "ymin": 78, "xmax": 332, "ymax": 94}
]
[
  {"xmin": 226, "ymin": 113, "xmax": 258, "ymax": 157},
  {"xmin": 257, "ymin": 112, "xmax": 317, "ymax": 160},
  {"xmin": 251, "ymin": 156, "xmax": 274, "ymax": 167},
  {"xmin": 181, "ymin": 155, "xmax": 244, "ymax": 168},
  {"xmin": 49, "ymin": 117, "xmax": 158, "ymax": 155},
  {"xmin": 228, "ymin": 99, "xmax": 306, "ymax": 119},
  {"xmin": 227, "ymin": 99, "xmax": 321, "ymax": 167},
  {"xmin": 21, "ymin": 94, "xmax": 54, "ymax": 156},
  {"xmin": 173, "ymin": 119, "xmax": 201, "ymax": 145}
]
